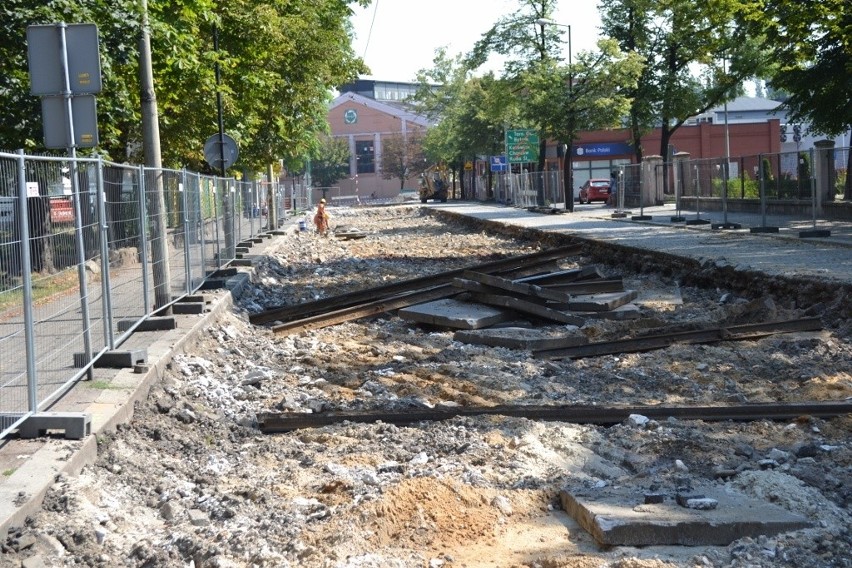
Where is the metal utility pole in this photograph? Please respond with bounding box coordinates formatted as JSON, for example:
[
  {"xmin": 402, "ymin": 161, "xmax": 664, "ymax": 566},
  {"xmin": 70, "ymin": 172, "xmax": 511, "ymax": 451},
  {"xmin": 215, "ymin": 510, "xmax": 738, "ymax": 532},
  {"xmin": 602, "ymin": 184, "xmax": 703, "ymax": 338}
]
[
  {"xmin": 140, "ymin": 0, "xmax": 171, "ymax": 310},
  {"xmin": 214, "ymin": 23, "xmax": 235, "ymax": 261},
  {"xmin": 536, "ymin": 18, "xmax": 573, "ymax": 211}
]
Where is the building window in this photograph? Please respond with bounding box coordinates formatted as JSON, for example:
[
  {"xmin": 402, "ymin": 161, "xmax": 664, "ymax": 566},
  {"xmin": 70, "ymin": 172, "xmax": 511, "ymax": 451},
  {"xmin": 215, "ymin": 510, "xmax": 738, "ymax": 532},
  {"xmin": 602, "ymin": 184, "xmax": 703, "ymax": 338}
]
[{"xmin": 356, "ymin": 140, "xmax": 375, "ymax": 174}]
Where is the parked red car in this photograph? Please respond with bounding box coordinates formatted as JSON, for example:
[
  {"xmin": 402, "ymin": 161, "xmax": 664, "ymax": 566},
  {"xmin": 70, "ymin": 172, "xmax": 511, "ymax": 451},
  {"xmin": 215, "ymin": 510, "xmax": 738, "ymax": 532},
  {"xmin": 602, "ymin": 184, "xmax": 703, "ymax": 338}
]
[{"xmin": 578, "ymin": 179, "xmax": 611, "ymax": 204}]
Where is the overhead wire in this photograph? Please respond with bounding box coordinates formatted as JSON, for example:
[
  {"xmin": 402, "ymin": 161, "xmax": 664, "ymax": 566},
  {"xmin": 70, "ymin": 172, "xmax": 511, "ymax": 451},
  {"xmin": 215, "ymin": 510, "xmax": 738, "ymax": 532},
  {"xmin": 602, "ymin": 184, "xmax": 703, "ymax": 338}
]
[{"xmin": 360, "ymin": 0, "xmax": 379, "ymax": 59}]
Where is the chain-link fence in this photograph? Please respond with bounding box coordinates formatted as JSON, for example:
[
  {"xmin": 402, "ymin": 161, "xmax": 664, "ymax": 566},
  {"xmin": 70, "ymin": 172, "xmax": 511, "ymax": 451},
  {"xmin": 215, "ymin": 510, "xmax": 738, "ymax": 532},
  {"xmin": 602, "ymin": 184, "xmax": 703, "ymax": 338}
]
[
  {"xmin": 470, "ymin": 146, "xmax": 848, "ymax": 236},
  {"xmin": 0, "ymin": 151, "xmax": 270, "ymax": 439},
  {"xmin": 666, "ymin": 147, "xmax": 847, "ymax": 234}
]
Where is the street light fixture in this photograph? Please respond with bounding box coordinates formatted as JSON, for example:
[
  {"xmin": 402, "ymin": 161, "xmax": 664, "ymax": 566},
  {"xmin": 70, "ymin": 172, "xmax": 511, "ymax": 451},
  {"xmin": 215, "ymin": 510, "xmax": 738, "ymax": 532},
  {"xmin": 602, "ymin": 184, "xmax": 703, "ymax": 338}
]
[{"xmin": 535, "ymin": 18, "xmax": 573, "ymax": 211}]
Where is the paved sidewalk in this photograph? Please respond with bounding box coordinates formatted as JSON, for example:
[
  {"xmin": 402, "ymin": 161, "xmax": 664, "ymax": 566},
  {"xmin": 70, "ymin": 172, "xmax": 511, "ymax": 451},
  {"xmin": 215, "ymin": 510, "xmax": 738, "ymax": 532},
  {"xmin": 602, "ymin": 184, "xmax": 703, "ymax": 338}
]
[
  {"xmin": 434, "ymin": 201, "xmax": 852, "ymax": 284},
  {"xmin": 1, "ymin": 201, "xmax": 850, "ymax": 537}
]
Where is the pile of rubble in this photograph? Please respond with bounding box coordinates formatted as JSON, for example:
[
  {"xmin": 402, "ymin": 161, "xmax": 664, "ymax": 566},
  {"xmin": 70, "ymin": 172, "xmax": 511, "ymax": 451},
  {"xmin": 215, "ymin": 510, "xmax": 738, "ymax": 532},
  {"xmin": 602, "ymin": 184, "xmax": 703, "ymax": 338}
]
[{"xmin": 2, "ymin": 206, "xmax": 850, "ymax": 568}]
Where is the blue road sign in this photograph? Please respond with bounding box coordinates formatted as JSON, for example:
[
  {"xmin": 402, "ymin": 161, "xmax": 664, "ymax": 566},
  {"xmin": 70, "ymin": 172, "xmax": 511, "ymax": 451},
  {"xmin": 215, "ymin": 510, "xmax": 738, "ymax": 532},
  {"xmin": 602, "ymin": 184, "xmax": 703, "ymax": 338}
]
[{"xmin": 490, "ymin": 155, "xmax": 508, "ymax": 172}]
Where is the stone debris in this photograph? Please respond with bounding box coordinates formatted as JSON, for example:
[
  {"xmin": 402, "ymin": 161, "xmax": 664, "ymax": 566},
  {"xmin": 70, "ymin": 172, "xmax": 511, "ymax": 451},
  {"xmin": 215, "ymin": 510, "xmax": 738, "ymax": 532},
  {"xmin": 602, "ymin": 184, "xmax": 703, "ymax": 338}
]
[{"xmin": 1, "ymin": 206, "xmax": 849, "ymax": 567}]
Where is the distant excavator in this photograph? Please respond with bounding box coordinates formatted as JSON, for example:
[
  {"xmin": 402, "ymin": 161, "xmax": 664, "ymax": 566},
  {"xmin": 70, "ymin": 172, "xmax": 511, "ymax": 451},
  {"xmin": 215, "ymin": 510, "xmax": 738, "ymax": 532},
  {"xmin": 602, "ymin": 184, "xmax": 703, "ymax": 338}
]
[{"xmin": 419, "ymin": 166, "xmax": 449, "ymax": 203}]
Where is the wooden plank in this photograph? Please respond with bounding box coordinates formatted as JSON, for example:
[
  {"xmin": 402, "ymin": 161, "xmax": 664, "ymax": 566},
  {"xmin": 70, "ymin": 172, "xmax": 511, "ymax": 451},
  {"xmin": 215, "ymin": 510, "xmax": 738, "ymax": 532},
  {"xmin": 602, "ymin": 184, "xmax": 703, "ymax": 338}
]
[
  {"xmin": 575, "ymin": 303, "xmax": 641, "ymax": 321},
  {"xmin": 256, "ymin": 401, "xmax": 852, "ymax": 433},
  {"xmin": 462, "ymin": 271, "xmax": 572, "ymax": 303},
  {"xmin": 465, "ymin": 290, "xmax": 586, "ymax": 325},
  {"xmin": 251, "ymin": 244, "xmax": 583, "ymax": 325},
  {"xmin": 533, "ymin": 317, "xmax": 823, "ymax": 359}
]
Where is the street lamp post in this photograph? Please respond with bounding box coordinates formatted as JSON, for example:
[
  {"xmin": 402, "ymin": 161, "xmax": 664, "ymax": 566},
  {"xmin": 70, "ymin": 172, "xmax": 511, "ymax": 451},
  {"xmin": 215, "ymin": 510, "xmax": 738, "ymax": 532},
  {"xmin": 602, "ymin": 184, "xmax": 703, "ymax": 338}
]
[{"xmin": 535, "ymin": 18, "xmax": 573, "ymax": 211}]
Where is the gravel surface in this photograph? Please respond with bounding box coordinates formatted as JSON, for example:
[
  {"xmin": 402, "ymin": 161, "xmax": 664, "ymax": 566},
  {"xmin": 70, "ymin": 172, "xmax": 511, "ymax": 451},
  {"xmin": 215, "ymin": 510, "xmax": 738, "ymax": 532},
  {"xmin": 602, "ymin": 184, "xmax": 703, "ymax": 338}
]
[{"xmin": 2, "ymin": 206, "xmax": 850, "ymax": 568}]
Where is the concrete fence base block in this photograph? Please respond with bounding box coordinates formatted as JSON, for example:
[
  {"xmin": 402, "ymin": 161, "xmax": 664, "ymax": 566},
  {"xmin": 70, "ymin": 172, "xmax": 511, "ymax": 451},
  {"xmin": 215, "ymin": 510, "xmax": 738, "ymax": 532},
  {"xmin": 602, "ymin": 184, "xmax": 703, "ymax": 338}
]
[
  {"xmin": 799, "ymin": 229, "xmax": 831, "ymax": 238},
  {"xmin": 749, "ymin": 226, "xmax": 780, "ymax": 234},
  {"xmin": 172, "ymin": 302, "xmax": 206, "ymax": 315},
  {"xmin": 17, "ymin": 412, "xmax": 92, "ymax": 440},
  {"xmin": 117, "ymin": 317, "xmax": 178, "ymax": 332},
  {"xmin": 711, "ymin": 222, "xmax": 742, "ymax": 230},
  {"xmin": 74, "ymin": 349, "xmax": 147, "ymax": 369}
]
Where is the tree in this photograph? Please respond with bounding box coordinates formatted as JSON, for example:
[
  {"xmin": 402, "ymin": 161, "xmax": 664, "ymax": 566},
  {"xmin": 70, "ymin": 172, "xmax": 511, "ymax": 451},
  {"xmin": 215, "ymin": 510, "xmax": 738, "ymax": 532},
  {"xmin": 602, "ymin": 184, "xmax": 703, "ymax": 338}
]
[
  {"xmin": 740, "ymin": 0, "xmax": 851, "ymax": 199},
  {"xmin": 0, "ymin": 0, "xmax": 368, "ymax": 173},
  {"xmin": 522, "ymin": 39, "xmax": 643, "ymax": 205},
  {"xmin": 414, "ymin": 50, "xmax": 518, "ymax": 199},
  {"xmin": 466, "ymin": 0, "xmax": 562, "ymax": 186},
  {"xmin": 599, "ymin": 0, "xmax": 769, "ymax": 163},
  {"xmin": 381, "ymin": 131, "xmax": 427, "ymax": 190},
  {"xmin": 309, "ymin": 136, "xmax": 350, "ymax": 189}
]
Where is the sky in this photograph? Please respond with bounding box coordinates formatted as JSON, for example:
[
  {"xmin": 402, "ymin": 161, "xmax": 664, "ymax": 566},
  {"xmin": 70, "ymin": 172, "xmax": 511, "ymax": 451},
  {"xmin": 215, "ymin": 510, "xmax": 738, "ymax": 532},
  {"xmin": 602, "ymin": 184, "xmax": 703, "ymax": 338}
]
[{"xmin": 349, "ymin": 0, "xmax": 604, "ymax": 82}]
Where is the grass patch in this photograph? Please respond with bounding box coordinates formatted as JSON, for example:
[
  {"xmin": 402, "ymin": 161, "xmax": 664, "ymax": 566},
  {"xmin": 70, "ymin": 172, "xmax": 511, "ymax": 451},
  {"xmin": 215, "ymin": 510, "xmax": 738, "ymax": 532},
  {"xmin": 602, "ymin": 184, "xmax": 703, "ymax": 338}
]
[
  {"xmin": 0, "ymin": 269, "xmax": 84, "ymax": 314},
  {"xmin": 85, "ymin": 380, "xmax": 124, "ymax": 390}
]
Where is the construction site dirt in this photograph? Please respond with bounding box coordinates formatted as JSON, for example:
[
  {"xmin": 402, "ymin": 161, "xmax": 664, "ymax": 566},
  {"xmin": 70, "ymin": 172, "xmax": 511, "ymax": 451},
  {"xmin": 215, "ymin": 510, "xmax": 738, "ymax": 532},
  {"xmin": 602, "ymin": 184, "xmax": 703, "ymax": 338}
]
[{"xmin": 2, "ymin": 205, "xmax": 850, "ymax": 568}]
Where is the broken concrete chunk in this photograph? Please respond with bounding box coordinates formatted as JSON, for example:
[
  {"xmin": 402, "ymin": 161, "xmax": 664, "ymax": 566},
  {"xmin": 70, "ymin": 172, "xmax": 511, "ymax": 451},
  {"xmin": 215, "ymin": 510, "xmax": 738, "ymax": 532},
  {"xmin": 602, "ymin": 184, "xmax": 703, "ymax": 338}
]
[
  {"xmin": 560, "ymin": 483, "xmax": 810, "ymax": 546},
  {"xmin": 676, "ymin": 493, "xmax": 718, "ymax": 510}
]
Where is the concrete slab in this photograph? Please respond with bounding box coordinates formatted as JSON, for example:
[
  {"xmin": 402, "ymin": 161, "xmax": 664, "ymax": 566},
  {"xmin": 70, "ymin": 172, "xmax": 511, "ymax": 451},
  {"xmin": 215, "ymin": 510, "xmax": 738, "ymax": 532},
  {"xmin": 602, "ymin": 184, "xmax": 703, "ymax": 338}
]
[
  {"xmin": 560, "ymin": 290, "xmax": 639, "ymax": 312},
  {"xmin": 634, "ymin": 286, "xmax": 684, "ymax": 308},
  {"xmin": 453, "ymin": 327, "xmax": 587, "ymax": 350},
  {"xmin": 398, "ymin": 298, "xmax": 514, "ymax": 329},
  {"xmin": 574, "ymin": 303, "xmax": 641, "ymax": 320},
  {"xmin": 560, "ymin": 483, "xmax": 811, "ymax": 547}
]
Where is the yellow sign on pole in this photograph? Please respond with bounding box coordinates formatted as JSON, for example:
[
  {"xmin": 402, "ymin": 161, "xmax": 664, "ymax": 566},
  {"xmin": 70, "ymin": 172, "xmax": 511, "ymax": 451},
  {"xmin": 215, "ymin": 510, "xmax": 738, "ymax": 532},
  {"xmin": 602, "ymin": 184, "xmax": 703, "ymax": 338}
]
[{"xmin": 465, "ymin": 161, "xmax": 473, "ymax": 170}]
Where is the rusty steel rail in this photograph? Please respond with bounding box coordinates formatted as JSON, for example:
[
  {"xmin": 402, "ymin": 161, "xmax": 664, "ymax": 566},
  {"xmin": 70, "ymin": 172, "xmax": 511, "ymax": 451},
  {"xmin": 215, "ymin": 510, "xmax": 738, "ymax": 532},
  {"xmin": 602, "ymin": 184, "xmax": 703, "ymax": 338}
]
[
  {"xmin": 533, "ymin": 317, "xmax": 823, "ymax": 360},
  {"xmin": 257, "ymin": 401, "xmax": 852, "ymax": 433},
  {"xmin": 250, "ymin": 244, "xmax": 583, "ymax": 325},
  {"xmin": 270, "ymin": 285, "xmax": 456, "ymax": 336}
]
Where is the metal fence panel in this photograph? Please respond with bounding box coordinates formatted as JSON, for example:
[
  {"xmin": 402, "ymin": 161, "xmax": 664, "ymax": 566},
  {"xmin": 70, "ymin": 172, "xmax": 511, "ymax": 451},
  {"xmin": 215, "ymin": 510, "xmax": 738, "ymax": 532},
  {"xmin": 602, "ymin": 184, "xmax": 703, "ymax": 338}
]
[{"xmin": 0, "ymin": 152, "xmax": 282, "ymax": 438}]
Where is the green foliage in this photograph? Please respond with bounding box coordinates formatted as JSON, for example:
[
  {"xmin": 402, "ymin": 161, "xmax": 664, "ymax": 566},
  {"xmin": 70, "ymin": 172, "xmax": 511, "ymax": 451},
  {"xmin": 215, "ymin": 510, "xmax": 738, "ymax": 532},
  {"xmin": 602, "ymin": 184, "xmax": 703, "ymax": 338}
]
[
  {"xmin": 413, "ymin": 51, "xmax": 517, "ymax": 170},
  {"xmin": 521, "ymin": 38, "xmax": 644, "ymax": 145},
  {"xmin": 761, "ymin": 157, "xmax": 774, "ymax": 181},
  {"xmin": 381, "ymin": 131, "xmax": 427, "ymax": 189},
  {"xmin": 309, "ymin": 136, "xmax": 350, "ymax": 188},
  {"xmin": 798, "ymin": 151, "xmax": 811, "ymax": 181},
  {"xmin": 599, "ymin": 0, "xmax": 770, "ymax": 160},
  {"xmin": 740, "ymin": 0, "xmax": 850, "ymax": 138},
  {"xmin": 0, "ymin": 0, "xmax": 367, "ymax": 172}
]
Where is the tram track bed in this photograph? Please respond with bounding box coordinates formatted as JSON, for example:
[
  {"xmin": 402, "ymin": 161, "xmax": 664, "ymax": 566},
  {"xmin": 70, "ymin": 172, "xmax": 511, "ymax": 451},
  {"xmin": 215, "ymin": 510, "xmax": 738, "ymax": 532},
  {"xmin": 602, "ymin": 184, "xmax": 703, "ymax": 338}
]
[{"xmin": 3, "ymin": 205, "xmax": 850, "ymax": 568}]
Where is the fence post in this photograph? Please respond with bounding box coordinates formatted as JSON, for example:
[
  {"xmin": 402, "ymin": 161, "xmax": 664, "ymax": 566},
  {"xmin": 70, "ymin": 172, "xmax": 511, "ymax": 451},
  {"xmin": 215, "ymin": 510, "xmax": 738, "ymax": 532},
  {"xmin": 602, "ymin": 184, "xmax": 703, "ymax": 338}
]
[
  {"xmin": 750, "ymin": 153, "xmax": 779, "ymax": 234},
  {"xmin": 181, "ymin": 169, "xmax": 191, "ymax": 294},
  {"xmin": 685, "ymin": 164, "xmax": 709, "ymax": 225},
  {"xmin": 800, "ymin": 147, "xmax": 832, "ymax": 238},
  {"xmin": 671, "ymin": 152, "xmax": 689, "ymax": 222},
  {"xmin": 198, "ymin": 173, "xmax": 208, "ymax": 276},
  {"xmin": 70, "ymin": 155, "xmax": 94, "ymax": 376},
  {"xmin": 137, "ymin": 165, "xmax": 152, "ymax": 314},
  {"xmin": 16, "ymin": 150, "xmax": 37, "ymax": 410},
  {"xmin": 95, "ymin": 156, "xmax": 115, "ymax": 349}
]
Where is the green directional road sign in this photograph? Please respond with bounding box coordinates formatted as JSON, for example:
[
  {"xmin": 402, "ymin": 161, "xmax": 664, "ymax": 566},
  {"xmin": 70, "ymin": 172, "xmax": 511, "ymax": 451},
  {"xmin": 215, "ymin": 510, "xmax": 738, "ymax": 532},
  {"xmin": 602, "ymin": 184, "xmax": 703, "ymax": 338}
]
[{"xmin": 506, "ymin": 129, "xmax": 539, "ymax": 163}]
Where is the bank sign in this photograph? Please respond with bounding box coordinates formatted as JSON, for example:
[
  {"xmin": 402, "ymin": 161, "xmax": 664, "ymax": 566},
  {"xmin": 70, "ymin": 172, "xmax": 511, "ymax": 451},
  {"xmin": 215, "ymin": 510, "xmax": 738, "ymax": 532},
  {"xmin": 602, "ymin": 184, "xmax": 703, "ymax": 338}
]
[{"xmin": 574, "ymin": 142, "xmax": 632, "ymax": 157}]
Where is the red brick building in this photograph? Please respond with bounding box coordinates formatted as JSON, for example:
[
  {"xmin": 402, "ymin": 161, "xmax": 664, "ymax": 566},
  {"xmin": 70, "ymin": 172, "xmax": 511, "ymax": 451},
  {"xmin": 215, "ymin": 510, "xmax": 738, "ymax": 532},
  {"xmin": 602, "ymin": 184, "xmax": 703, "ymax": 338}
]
[
  {"xmin": 327, "ymin": 89, "xmax": 430, "ymax": 197},
  {"xmin": 326, "ymin": 81, "xmax": 790, "ymax": 197}
]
